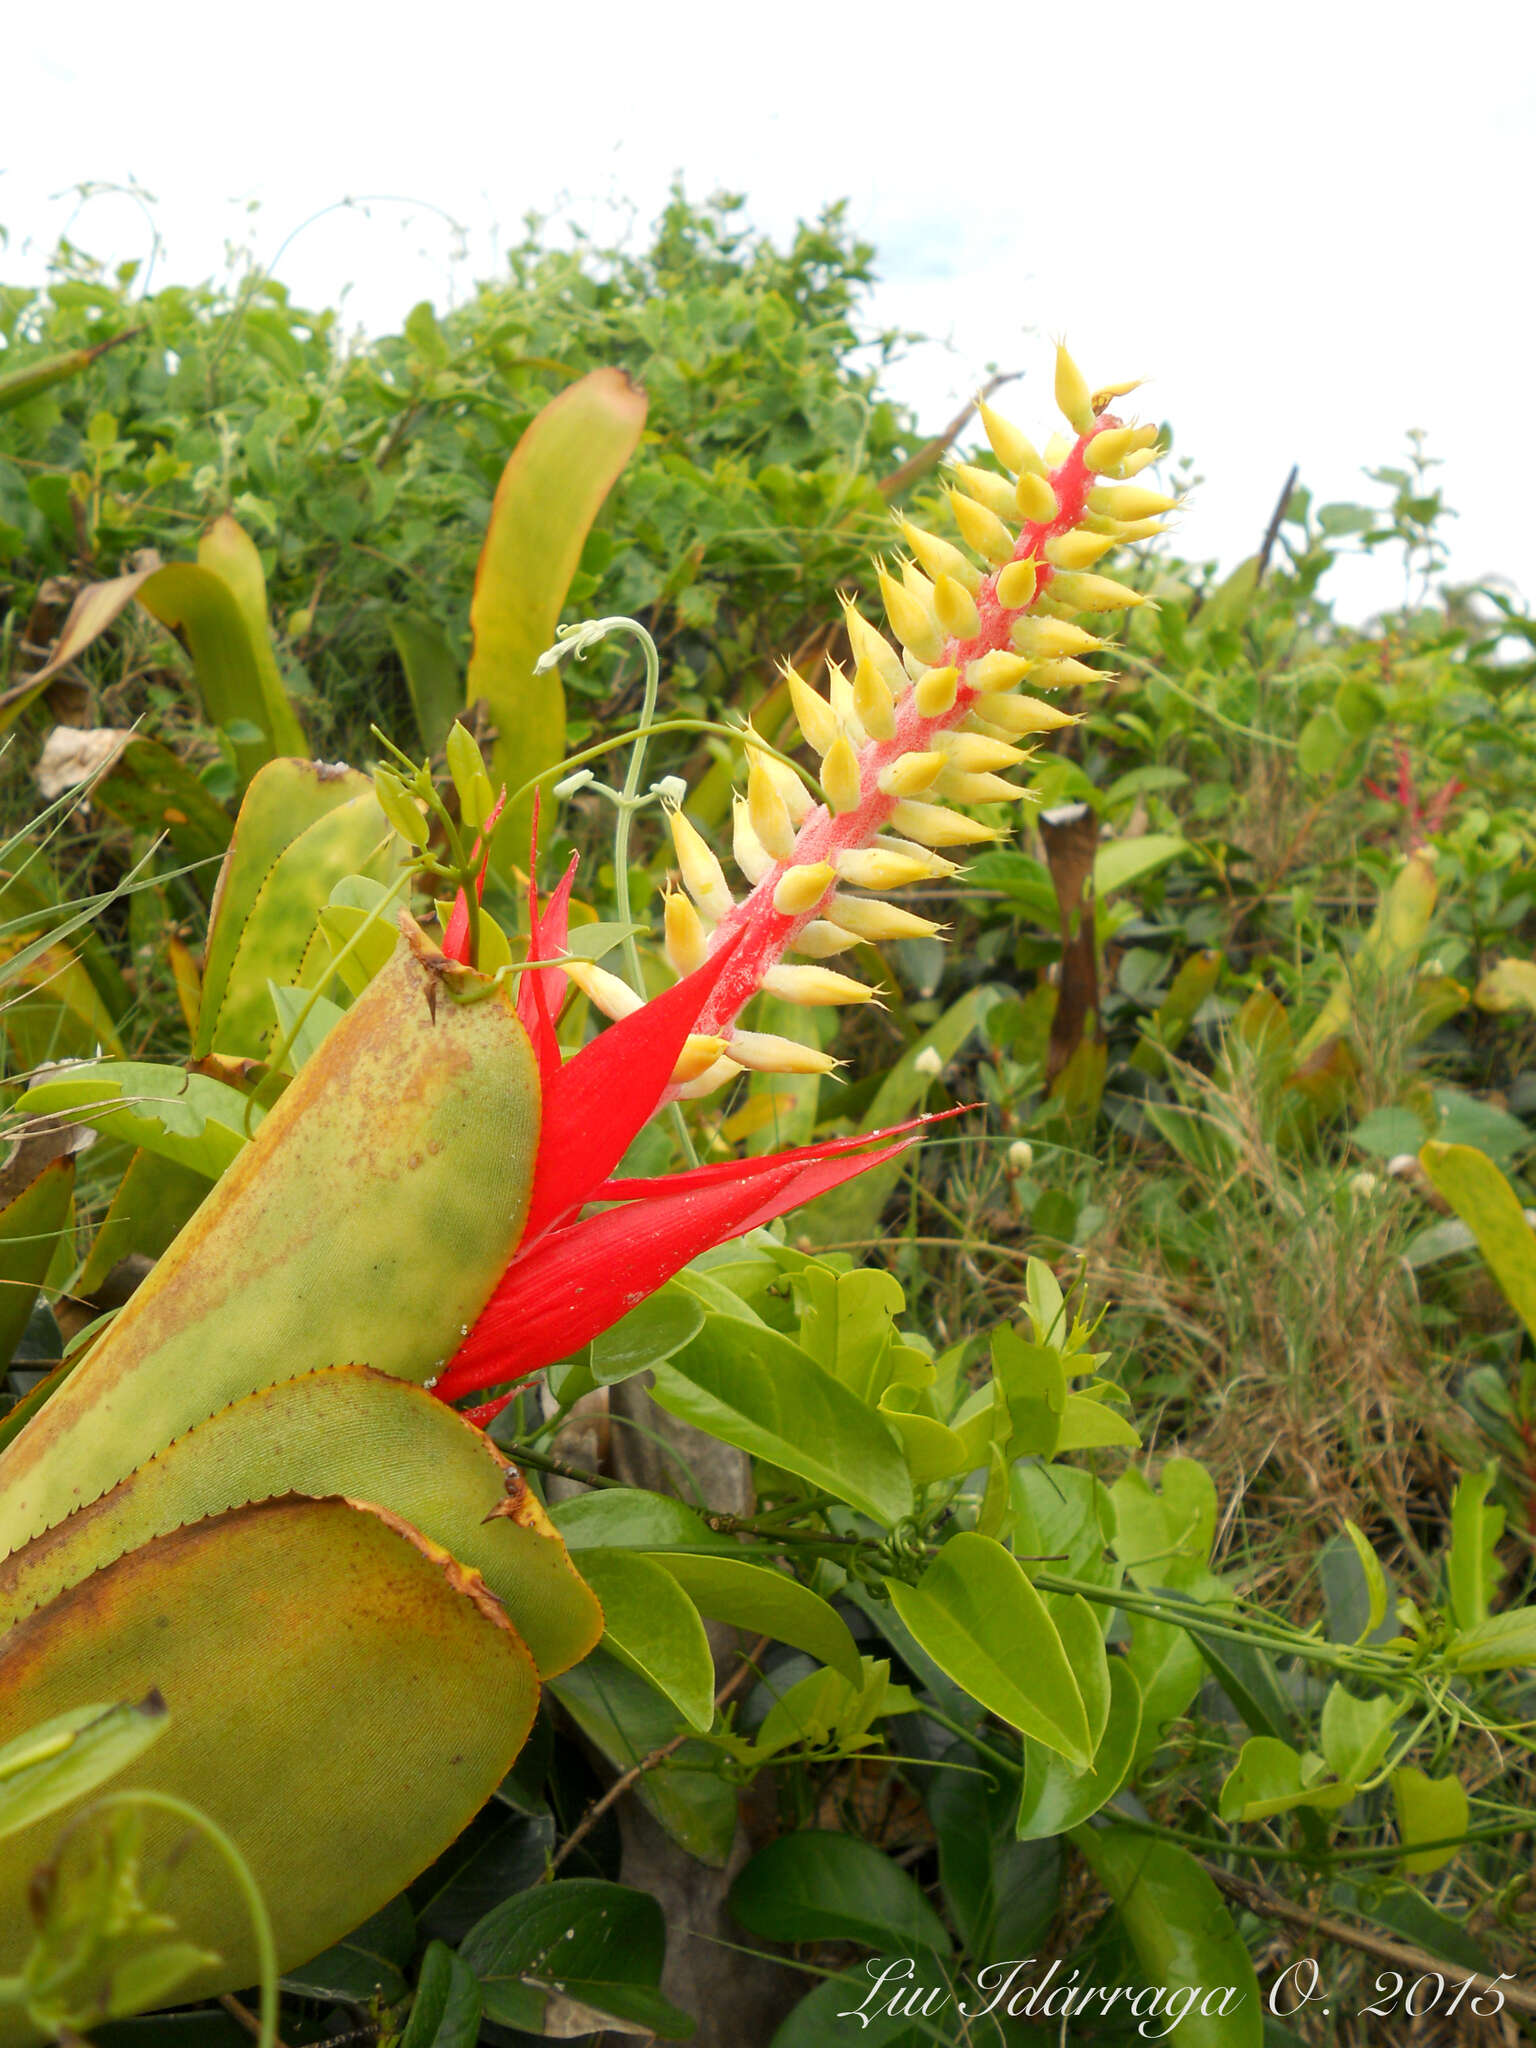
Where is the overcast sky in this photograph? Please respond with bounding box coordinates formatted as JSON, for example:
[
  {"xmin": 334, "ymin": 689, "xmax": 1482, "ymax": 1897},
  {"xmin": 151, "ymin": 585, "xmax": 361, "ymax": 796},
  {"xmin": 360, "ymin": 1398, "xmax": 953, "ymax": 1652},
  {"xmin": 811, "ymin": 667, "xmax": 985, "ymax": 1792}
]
[{"xmin": 6, "ymin": 1, "xmax": 1533, "ymax": 621}]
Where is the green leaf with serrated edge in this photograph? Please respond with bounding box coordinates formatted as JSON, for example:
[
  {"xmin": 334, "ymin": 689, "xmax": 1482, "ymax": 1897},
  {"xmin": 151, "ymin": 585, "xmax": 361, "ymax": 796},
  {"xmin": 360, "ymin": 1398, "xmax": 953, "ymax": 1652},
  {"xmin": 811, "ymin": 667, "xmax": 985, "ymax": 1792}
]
[
  {"xmin": 644, "ymin": 1552, "xmax": 862, "ymax": 1687},
  {"xmin": 0, "ymin": 1497, "xmax": 539, "ymax": 2012},
  {"xmin": 1448, "ymin": 1606, "xmax": 1536, "ymax": 1672},
  {"xmin": 1391, "ymin": 1767, "xmax": 1471, "ymax": 1876},
  {"xmin": 11, "ymin": 1064, "xmax": 256, "ymax": 1180},
  {"xmin": 1447, "ymin": 1465, "xmax": 1505, "ymax": 1631},
  {"xmin": 458, "ymin": 1878, "xmax": 692, "ymax": 2040},
  {"xmin": 651, "ymin": 1321, "xmax": 912, "ymax": 1527},
  {"xmin": 729, "ymin": 1830, "xmax": 952, "ymax": 1954},
  {"xmin": 1341, "ymin": 1520, "xmax": 1390, "ymax": 1641},
  {"xmin": 572, "ymin": 1550, "xmax": 716, "ymax": 1732},
  {"xmin": 75, "ymin": 1149, "xmax": 208, "ymax": 1300},
  {"xmin": 400, "ymin": 1939, "xmax": 484, "ymax": 2048},
  {"xmin": 0, "ymin": 1694, "xmax": 168, "ymax": 1842},
  {"xmin": 0, "ymin": 1365, "xmax": 600, "ymax": 1680},
  {"xmin": 550, "ymin": 1649, "xmax": 737, "ymax": 1865},
  {"xmin": 1071, "ymin": 1829, "xmax": 1262, "ymax": 2048},
  {"xmin": 1419, "ymin": 1141, "xmax": 1536, "ymax": 1346},
  {"xmin": 0, "ymin": 935, "xmax": 541, "ymax": 1557},
  {"xmin": 470, "ymin": 370, "xmax": 648, "ymax": 865},
  {"xmin": 887, "ymin": 1534, "xmax": 1090, "ymax": 1767},
  {"xmin": 197, "ymin": 759, "xmax": 377, "ymax": 1051},
  {"xmin": 0, "ymin": 1156, "xmax": 74, "ymax": 1367},
  {"xmin": 1016, "ymin": 1659, "xmax": 1141, "ymax": 1840}
]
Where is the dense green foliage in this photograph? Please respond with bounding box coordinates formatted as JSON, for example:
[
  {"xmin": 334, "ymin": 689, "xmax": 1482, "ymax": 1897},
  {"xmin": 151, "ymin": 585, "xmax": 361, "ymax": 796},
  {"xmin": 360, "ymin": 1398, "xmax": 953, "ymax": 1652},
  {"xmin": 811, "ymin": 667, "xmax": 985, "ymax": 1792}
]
[{"xmin": 2, "ymin": 197, "xmax": 1535, "ymax": 2048}]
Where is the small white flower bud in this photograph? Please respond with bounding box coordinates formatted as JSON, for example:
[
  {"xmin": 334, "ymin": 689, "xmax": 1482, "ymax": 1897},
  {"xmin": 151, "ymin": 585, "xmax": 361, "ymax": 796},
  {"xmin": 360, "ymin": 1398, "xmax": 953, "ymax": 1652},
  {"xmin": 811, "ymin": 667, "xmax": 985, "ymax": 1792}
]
[
  {"xmin": 1008, "ymin": 1140, "xmax": 1034, "ymax": 1173},
  {"xmin": 650, "ymin": 775, "xmax": 688, "ymax": 807},
  {"xmin": 552, "ymin": 769, "xmax": 595, "ymax": 800},
  {"xmin": 914, "ymin": 1046, "xmax": 944, "ymax": 1080}
]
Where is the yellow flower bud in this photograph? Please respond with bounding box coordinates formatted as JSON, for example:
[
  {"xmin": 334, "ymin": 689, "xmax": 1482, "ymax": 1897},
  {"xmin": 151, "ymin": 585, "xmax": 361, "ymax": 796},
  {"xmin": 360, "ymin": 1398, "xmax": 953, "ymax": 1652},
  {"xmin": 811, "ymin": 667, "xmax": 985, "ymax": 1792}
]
[
  {"xmin": 669, "ymin": 807, "xmax": 735, "ymax": 920},
  {"xmin": 671, "ymin": 1034, "xmax": 729, "ymax": 1084},
  {"xmin": 1083, "ymin": 422, "xmax": 1160, "ymax": 474},
  {"xmin": 763, "ymin": 963, "xmax": 875, "ymax": 1006},
  {"xmin": 1090, "ymin": 377, "xmax": 1143, "ymax": 411},
  {"xmin": 978, "ymin": 399, "xmax": 1046, "ymax": 476},
  {"xmin": 878, "ymin": 563, "xmax": 944, "ymax": 663},
  {"xmin": 1032, "ymin": 657, "xmax": 1106, "ymax": 688},
  {"xmin": 825, "ymin": 895, "xmax": 943, "ymax": 943},
  {"xmin": 732, "ymin": 797, "xmax": 773, "ymax": 885},
  {"xmin": 948, "ymin": 463, "xmax": 1021, "ymax": 522},
  {"xmin": 789, "ymin": 918, "xmax": 862, "ymax": 958},
  {"xmin": 835, "ymin": 848, "xmax": 936, "ymax": 890},
  {"xmin": 914, "ymin": 664, "xmax": 960, "ymax": 717},
  {"xmin": 1054, "ymin": 343, "xmax": 1096, "ymax": 434},
  {"xmin": 973, "ymin": 691, "xmax": 1078, "ymax": 735},
  {"xmin": 674, "ymin": 1053, "xmax": 742, "ymax": 1100},
  {"xmin": 942, "ymin": 732, "xmax": 1025, "ymax": 774},
  {"xmin": 933, "ymin": 574, "xmax": 981, "ymax": 641},
  {"xmin": 852, "ymin": 658, "xmax": 897, "ymax": 740},
  {"xmin": 773, "ymin": 862, "xmax": 836, "ymax": 916},
  {"xmin": 947, "ymin": 490, "xmax": 1016, "ymax": 568},
  {"xmin": 877, "ymin": 752, "xmax": 945, "ymax": 798},
  {"xmin": 995, "ymin": 558, "xmax": 1038, "ymax": 610},
  {"xmin": 824, "ymin": 660, "xmax": 867, "ymax": 749},
  {"xmin": 901, "ymin": 519, "xmax": 981, "ymax": 593},
  {"xmin": 1046, "ymin": 529, "xmax": 1119, "ymax": 570},
  {"xmin": 822, "ymin": 732, "xmax": 864, "ymax": 815},
  {"xmin": 888, "ymin": 799, "xmax": 998, "ymax": 847},
  {"xmin": 564, "ymin": 958, "xmax": 644, "ymax": 1021},
  {"xmin": 748, "ymin": 756, "xmax": 797, "ymax": 860},
  {"xmin": 785, "ymin": 663, "xmax": 838, "ymax": 757},
  {"xmin": 727, "ymin": 1030, "xmax": 840, "ymax": 1076},
  {"xmin": 1088, "ymin": 484, "xmax": 1179, "ymax": 520},
  {"xmin": 936, "ymin": 767, "xmax": 1025, "ymax": 805},
  {"xmin": 1014, "ymin": 472, "xmax": 1059, "ymax": 526},
  {"xmin": 746, "ymin": 742, "xmax": 813, "ymax": 823},
  {"xmin": 1010, "ymin": 617, "xmax": 1103, "ymax": 659},
  {"xmin": 664, "ymin": 889, "xmax": 710, "ymax": 975},
  {"xmin": 966, "ymin": 649, "xmax": 1033, "ymax": 691},
  {"xmin": 841, "ymin": 599, "xmax": 908, "ymax": 694},
  {"xmin": 1049, "ymin": 571, "xmax": 1147, "ymax": 613},
  {"xmin": 1116, "ymin": 447, "xmax": 1163, "ymax": 478}
]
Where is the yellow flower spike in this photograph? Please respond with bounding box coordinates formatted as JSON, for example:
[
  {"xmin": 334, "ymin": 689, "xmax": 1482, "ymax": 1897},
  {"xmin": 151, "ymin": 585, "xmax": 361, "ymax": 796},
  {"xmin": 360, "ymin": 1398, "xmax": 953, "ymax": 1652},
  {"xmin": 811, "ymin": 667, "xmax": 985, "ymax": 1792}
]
[
  {"xmin": 732, "ymin": 796, "xmax": 774, "ymax": 886},
  {"xmin": 789, "ymin": 918, "xmax": 862, "ymax": 958},
  {"xmin": 1084, "ymin": 422, "xmax": 1160, "ymax": 474},
  {"xmin": 564, "ymin": 958, "xmax": 644, "ymax": 1022},
  {"xmin": 995, "ymin": 559, "xmax": 1038, "ymax": 611},
  {"xmin": 747, "ymin": 755, "xmax": 798, "ymax": 859},
  {"xmin": 840, "ymin": 599, "xmax": 908, "ymax": 694},
  {"xmin": 933, "ymin": 574, "xmax": 981, "ymax": 641},
  {"xmin": 978, "ymin": 399, "xmax": 1046, "ymax": 476},
  {"xmin": 941, "ymin": 732, "xmax": 1027, "ymax": 774},
  {"xmin": 727, "ymin": 1030, "xmax": 840, "ymax": 1076},
  {"xmin": 914, "ymin": 665, "xmax": 960, "ymax": 718},
  {"xmin": 1046, "ymin": 529, "xmax": 1120, "ymax": 570},
  {"xmin": 878, "ymin": 752, "xmax": 946, "ymax": 798},
  {"xmin": 1090, "ymin": 377, "xmax": 1144, "ymax": 411},
  {"xmin": 663, "ymin": 889, "xmax": 710, "ymax": 976},
  {"xmin": 1032, "ymin": 656, "xmax": 1106, "ymax": 688},
  {"xmin": 671, "ymin": 1034, "xmax": 730, "ymax": 1084},
  {"xmin": 675, "ymin": 1053, "xmax": 743, "ymax": 1100},
  {"xmin": 888, "ymin": 799, "xmax": 999, "ymax": 848},
  {"xmin": 773, "ymin": 861, "xmax": 837, "ymax": 916},
  {"xmin": 822, "ymin": 732, "xmax": 864, "ymax": 815},
  {"xmin": 936, "ymin": 767, "xmax": 1026, "ymax": 805},
  {"xmin": 947, "ymin": 489, "xmax": 1016, "ymax": 568},
  {"xmin": 1054, "ymin": 344, "xmax": 1096, "ymax": 434},
  {"xmin": 901, "ymin": 519, "xmax": 981, "ymax": 593},
  {"xmin": 825, "ymin": 895, "xmax": 944, "ymax": 943},
  {"xmin": 973, "ymin": 691, "xmax": 1079, "ymax": 734},
  {"xmin": 746, "ymin": 741, "xmax": 813, "ymax": 823},
  {"xmin": 669, "ymin": 806, "xmax": 736, "ymax": 920},
  {"xmin": 947, "ymin": 463, "xmax": 1021, "ymax": 523},
  {"xmin": 763, "ymin": 964, "xmax": 876, "ymax": 1006},
  {"xmin": 835, "ymin": 849, "xmax": 940, "ymax": 890},
  {"xmin": 967, "ymin": 649, "xmax": 1033, "ymax": 691},
  {"xmin": 1010, "ymin": 617, "xmax": 1104, "ymax": 659},
  {"xmin": 1049, "ymin": 571, "xmax": 1148, "ymax": 613},
  {"xmin": 785, "ymin": 663, "xmax": 839, "ymax": 757},
  {"xmin": 852, "ymin": 657, "xmax": 897, "ymax": 740},
  {"xmin": 1015, "ymin": 472, "xmax": 1059, "ymax": 526},
  {"xmin": 1088, "ymin": 484, "xmax": 1179, "ymax": 520},
  {"xmin": 877, "ymin": 562, "xmax": 945, "ymax": 664}
]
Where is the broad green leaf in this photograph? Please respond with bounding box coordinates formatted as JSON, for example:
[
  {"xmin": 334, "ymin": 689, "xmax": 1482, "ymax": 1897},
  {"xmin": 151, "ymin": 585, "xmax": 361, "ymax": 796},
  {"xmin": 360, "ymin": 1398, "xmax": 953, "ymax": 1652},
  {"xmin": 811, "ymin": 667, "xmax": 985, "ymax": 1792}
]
[
  {"xmin": 282, "ymin": 1895, "xmax": 415, "ymax": 2004},
  {"xmin": 549, "ymin": 1486, "xmax": 720, "ymax": 1554},
  {"xmin": 1340, "ymin": 1520, "xmax": 1390, "ymax": 1641},
  {"xmin": 1072, "ymin": 1830, "xmax": 1262, "ymax": 2048},
  {"xmin": 572, "ymin": 1550, "xmax": 716, "ymax": 1732},
  {"xmin": 194, "ymin": 514, "xmax": 308, "ymax": 760},
  {"xmin": 990, "ymin": 1325, "xmax": 1065, "ymax": 1457},
  {"xmin": 795, "ymin": 1265, "xmax": 905, "ymax": 1403},
  {"xmin": 470, "ymin": 369, "xmax": 648, "ymax": 863},
  {"xmin": 0, "ymin": 939, "xmax": 541, "ymax": 1557},
  {"xmin": 729, "ymin": 1831, "xmax": 951, "ymax": 1954},
  {"xmin": 1392, "ymin": 1767, "xmax": 1470, "ymax": 1876},
  {"xmin": 1218, "ymin": 1737, "xmax": 1353, "ymax": 1821},
  {"xmin": 1448, "ymin": 1606, "xmax": 1536, "ymax": 1672},
  {"xmin": 13, "ymin": 1063, "xmax": 258, "ymax": 1179},
  {"xmin": 75, "ymin": 1147, "xmax": 207, "ymax": 1298},
  {"xmin": 0, "ymin": 1497, "xmax": 539, "ymax": 2011},
  {"xmin": 886, "ymin": 1534, "xmax": 1091, "ymax": 1767},
  {"xmin": 1475, "ymin": 957, "xmax": 1536, "ymax": 1015},
  {"xmin": 1447, "ymin": 1465, "xmax": 1504, "ymax": 1631},
  {"xmin": 550, "ymin": 1649, "xmax": 736, "ymax": 1865},
  {"xmin": 645, "ymin": 1552, "xmax": 863, "ymax": 1687},
  {"xmin": 1420, "ymin": 1141, "xmax": 1536, "ymax": 1345},
  {"xmin": 1092, "ymin": 832, "xmax": 1186, "ymax": 899},
  {"xmin": 0, "ymin": 1365, "xmax": 601, "ymax": 1680},
  {"xmin": 83, "ymin": 733, "xmax": 232, "ymax": 882},
  {"xmin": 1054, "ymin": 1391, "xmax": 1141, "ymax": 1451},
  {"xmin": 1011, "ymin": 1464, "xmax": 1118, "ymax": 1583},
  {"xmin": 1016, "ymin": 1659, "xmax": 1141, "ymax": 1839},
  {"xmin": 1319, "ymin": 1685, "xmax": 1401, "ymax": 1783},
  {"xmin": 138, "ymin": 562, "xmax": 288, "ymax": 784},
  {"xmin": 589, "ymin": 1283, "xmax": 703, "ymax": 1386},
  {"xmin": 390, "ymin": 614, "xmax": 463, "ymax": 758},
  {"xmin": 458, "ymin": 1878, "xmax": 692, "ymax": 2039},
  {"xmin": 930, "ymin": 1746, "xmax": 1062, "ymax": 1958},
  {"xmin": 0, "ymin": 1156, "xmax": 75, "ymax": 1366},
  {"xmin": 652, "ymin": 1321, "xmax": 912, "ymax": 1526},
  {"xmin": 1124, "ymin": 1615, "xmax": 1205, "ymax": 1765},
  {"xmin": 746, "ymin": 1658, "xmax": 908, "ymax": 1762},
  {"xmin": 0, "ymin": 1695, "xmax": 168, "ymax": 1843},
  {"xmin": 400, "ymin": 1939, "xmax": 484, "ymax": 2048},
  {"xmin": 268, "ymin": 984, "xmax": 346, "ymax": 1073}
]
